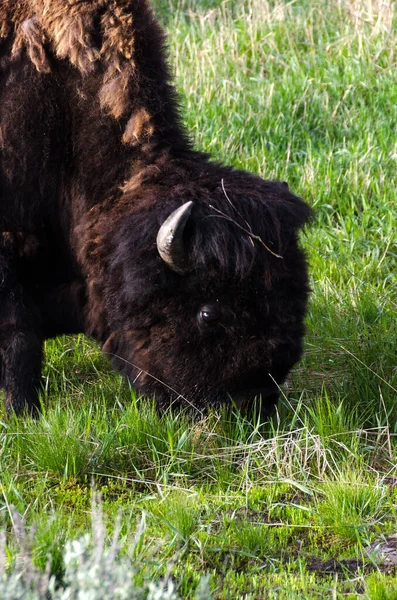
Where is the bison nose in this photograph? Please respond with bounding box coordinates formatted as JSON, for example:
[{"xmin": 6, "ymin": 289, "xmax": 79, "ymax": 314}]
[
  {"xmin": 230, "ymin": 386, "xmax": 280, "ymax": 413},
  {"xmin": 232, "ymin": 386, "xmax": 278, "ymax": 401}
]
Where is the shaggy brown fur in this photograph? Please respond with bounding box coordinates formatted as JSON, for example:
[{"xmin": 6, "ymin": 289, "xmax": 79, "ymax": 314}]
[
  {"xmin": 0, "ymin": 0, "xmax": 174, "ymax": 142},
  {"xmin": 0, "ymin": 0, "xmax": 312, "ymax": 415}
]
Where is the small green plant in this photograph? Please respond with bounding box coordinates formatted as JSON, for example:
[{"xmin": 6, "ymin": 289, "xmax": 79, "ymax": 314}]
[
  {"xmin": 366, "ymin": 574, "xmax": 397, "ymax": 600},
  {"xmin": 317, "ymin": 471, "xmax": 387, "ymax": 543}
]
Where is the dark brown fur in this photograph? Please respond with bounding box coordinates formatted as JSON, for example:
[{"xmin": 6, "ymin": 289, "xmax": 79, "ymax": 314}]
[{"xmin": 0, "ymin": 0, "xmax": 312, "ymax": 414}]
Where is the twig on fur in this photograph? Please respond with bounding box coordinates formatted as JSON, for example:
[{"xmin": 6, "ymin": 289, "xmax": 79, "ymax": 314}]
[{"xmin": 209, "ymin": 181, "xmax": 284, "ymax": 259}]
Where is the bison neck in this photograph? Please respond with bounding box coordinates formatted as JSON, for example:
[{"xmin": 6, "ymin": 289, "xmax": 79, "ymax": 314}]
[{"xmin": 0, "ymin": 0, "xmax": 196, "ymax": 340}]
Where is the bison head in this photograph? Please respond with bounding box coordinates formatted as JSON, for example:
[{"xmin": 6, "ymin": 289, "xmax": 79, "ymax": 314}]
[{"xmin": 85, "ymin": 164, "xmax": 311, "ymax": 415}]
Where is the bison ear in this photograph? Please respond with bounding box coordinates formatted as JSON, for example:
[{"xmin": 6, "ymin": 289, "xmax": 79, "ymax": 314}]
[
  {"xmin": 156, "ymin": 201, "xmax": 194, "ymax": 274},
  {"xmin": 283, "ymin": 189, "xmax": 313, "ymax": 231}
]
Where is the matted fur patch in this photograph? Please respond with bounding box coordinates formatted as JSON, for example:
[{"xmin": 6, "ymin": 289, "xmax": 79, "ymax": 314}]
[
  {"xmin": 122, "ymin": 108, "xmax": 154, "ymax": 146},
  {"xmin": 1, "ymin": 0, "xmax": 138, "ymax": 120}
]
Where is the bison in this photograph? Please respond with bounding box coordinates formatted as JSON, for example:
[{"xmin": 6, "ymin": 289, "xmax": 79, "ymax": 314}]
[{"xmin": 0, "ymin": 0, "xmax": 311, "ymax": 416}]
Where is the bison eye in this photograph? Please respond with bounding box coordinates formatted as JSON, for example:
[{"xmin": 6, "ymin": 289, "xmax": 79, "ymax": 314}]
[{"xmin": 200, "ymin": 305, "xmax": 220, "ymax": 325}]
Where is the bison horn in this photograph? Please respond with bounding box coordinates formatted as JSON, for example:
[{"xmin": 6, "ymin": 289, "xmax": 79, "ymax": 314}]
[{"xmin": 156, "ymin": 201, "xmax": 194, "ymax": 274}]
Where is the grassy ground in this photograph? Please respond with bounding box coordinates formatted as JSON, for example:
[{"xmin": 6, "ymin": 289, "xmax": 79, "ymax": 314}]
[{"xmin": 1, "ymin": 0, "xmax": 397, "ymax": 597}]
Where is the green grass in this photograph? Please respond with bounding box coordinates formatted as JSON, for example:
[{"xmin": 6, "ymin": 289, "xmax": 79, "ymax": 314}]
[{"xmin": 1, "ymin": 0, "xmax": 397, "ymax": 597}]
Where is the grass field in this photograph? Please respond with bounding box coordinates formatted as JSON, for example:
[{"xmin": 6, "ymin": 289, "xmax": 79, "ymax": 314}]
[{"xmin": 1, "ymin": 0, "xmax": 397, "ymax": 597}]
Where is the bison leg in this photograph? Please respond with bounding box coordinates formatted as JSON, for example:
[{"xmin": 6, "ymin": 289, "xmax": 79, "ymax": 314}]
[
  {"xmin": 0, "ymin": 281, "xmax": 87, "ymax": 415},
  {"xmin": 0, "ymin": 323, "xmax": 43, "ymax": 415},
  {"xmin": 0, "ymin": 293, "xmax": 43, "ymax": 415},
  {"xmin": 37, "ymin": 281, "xmax": 87, "ymax": 339}
]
